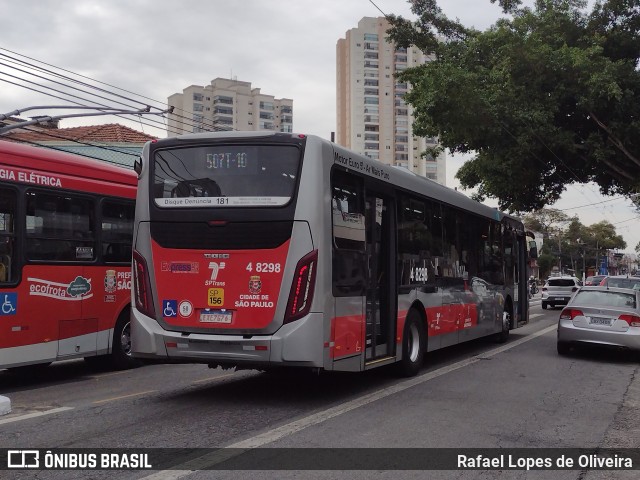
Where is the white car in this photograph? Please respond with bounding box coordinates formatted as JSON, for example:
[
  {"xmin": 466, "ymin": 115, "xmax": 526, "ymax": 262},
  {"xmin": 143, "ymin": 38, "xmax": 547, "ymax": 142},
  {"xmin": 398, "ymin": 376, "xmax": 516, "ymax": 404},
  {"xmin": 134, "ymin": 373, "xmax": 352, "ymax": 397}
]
[{"xmin": 541, "ymin": 276, "xmax": 582, "ymax": 309}]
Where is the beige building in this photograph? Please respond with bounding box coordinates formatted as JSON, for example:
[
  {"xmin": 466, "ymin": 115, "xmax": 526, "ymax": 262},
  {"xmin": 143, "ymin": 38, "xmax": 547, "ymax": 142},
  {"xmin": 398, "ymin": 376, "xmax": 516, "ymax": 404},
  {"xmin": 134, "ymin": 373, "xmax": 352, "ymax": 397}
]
[
  {"xmin": 336, "ymin": 17, "xmax": 446, "ymax": 184},
  {"xmin": 167, "ymin": 78, "xmax": 293, "ymax": 135}
]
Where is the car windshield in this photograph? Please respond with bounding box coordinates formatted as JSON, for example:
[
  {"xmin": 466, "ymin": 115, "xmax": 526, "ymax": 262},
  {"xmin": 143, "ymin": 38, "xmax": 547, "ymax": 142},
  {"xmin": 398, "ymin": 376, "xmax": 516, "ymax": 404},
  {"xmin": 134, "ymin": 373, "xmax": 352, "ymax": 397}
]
[
  {"xmin": 605, "ymin": 278, "xmax": 640, "ymax": 290},
  {"xmin": 548, "ymin": 279, "xmax": 576, "ymax": 287},
  {"xmin": 573, "ymin": 290, "xmax": 637, "ymax": 308}
]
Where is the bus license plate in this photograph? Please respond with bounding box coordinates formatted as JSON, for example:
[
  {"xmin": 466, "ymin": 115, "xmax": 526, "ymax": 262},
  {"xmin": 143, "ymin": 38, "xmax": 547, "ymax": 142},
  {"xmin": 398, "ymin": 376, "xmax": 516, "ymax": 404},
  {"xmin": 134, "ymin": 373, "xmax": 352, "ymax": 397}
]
[{"xmin": 200, "ymin": 311, "xmax": 233, "ymax": 324}]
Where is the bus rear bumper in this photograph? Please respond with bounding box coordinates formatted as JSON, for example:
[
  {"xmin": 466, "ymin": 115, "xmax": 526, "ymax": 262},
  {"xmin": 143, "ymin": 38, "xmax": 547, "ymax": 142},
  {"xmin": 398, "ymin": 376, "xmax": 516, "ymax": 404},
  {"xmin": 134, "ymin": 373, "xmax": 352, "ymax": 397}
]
[{"xmin": 131, "ymin": 309, "xmax": 325, "ymax": 368}]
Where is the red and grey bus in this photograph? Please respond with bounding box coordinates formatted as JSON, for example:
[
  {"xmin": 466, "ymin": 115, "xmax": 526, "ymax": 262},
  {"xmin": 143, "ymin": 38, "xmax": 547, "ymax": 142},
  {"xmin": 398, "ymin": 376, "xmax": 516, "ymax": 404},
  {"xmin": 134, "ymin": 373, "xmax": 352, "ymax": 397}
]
[
  {"xmin": 0, "ymin": 141, "xmax": 137, "ymax": 370},
  {"xmin": 131, "ymin": 132, "xmax": 534, "ymax": 376}
]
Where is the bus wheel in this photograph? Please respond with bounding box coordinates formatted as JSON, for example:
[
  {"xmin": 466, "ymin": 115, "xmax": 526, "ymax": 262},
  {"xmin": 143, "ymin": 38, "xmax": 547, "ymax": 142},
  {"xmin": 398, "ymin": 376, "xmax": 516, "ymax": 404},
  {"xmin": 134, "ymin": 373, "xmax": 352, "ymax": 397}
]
[
  {"xmin": 396, "ymin": 309, "xmax": 425, "ymax": 377},
  {"xmin": 495, "ymin": 306, "xmax": 511, "ymax": 343},
  {"xmin": 110, "ymin": 309, "xmax": 141, "ymax": 370}
]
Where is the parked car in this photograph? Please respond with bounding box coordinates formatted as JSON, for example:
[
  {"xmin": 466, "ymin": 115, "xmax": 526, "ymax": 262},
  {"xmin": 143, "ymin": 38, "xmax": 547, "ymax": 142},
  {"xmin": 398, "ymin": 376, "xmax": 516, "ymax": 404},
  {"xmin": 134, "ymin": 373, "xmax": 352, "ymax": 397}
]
[
  {"xmin": 599, "ymin": 275, "xmax": 640, "ymax": 290},
  {"xmin": 585, "ymin": 275, "xmax": 607, "ymax": 286},
  {"xmin": 557, "ymin": 286, "xmax": 640, "ymax": 355},
  {"xmin": 541, "ymin": 276, "xmax": 581, "ymax": 309}
]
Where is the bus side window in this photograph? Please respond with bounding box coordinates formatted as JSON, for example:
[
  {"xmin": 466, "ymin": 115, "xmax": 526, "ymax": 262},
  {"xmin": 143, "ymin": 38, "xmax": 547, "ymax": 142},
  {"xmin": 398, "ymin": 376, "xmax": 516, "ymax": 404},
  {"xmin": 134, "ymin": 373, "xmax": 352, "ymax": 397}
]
[
  {"xmin": 102, "ymin": 200, "xmax": 134, "ymax": 263},
  {"xmin": 0, "ymin": 188, "xmax": 16, "ymax": 282},
  {"xmin": 331, "ymin": 170, "xmax": 366, "ymax": 297}
]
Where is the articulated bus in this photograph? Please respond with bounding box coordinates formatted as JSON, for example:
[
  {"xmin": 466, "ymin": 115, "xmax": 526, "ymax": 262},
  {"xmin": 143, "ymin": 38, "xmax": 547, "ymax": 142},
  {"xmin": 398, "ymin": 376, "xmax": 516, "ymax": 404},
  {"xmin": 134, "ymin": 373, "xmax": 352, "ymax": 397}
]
[
  {"xmin": 131, "ymin": 132, "xmax": 535, "ymax": 376},
  {"xmin": 0, "ymin": 141, "xmax": 137, "ymax": 370}
]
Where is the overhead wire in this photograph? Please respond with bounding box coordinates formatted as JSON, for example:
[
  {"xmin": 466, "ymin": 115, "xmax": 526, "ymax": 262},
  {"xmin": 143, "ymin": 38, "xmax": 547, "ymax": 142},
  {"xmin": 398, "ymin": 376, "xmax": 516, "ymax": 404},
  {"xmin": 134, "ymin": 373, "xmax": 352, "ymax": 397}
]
[{"xmin": 0, "ymin": 48, "xmax": 226, "ymax": 137}]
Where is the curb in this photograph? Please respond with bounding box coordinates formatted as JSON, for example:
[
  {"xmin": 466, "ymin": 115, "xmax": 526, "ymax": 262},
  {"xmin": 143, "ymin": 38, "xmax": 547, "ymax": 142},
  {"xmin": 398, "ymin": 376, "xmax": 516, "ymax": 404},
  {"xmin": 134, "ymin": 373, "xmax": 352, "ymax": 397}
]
[{"xmin": 0, "ymin": 395, "xmax": 11, "ymax": 416}]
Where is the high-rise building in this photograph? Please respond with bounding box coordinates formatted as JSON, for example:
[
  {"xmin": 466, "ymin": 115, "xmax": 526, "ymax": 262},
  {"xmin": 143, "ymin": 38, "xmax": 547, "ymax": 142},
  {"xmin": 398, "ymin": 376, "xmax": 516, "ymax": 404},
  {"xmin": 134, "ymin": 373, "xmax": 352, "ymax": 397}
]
[
  {"xmin": 167, "ymin": 78, "xmax": 293, "ymax": 135},
  {"xmin": 336, "ymin": 17, "xmax": 446, "ymax": 184}
]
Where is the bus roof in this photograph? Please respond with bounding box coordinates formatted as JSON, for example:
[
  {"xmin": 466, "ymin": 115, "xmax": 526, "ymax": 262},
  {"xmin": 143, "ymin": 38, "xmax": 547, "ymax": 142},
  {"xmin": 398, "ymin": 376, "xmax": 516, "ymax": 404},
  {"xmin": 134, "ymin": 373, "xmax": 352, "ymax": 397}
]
[
  {"xmin": 150, "ymin": 131, "xmax": 524, "ymax": 232},
  {"xmin": 0, "ymin": 140, "xmax": 137, "ymax": 188}
]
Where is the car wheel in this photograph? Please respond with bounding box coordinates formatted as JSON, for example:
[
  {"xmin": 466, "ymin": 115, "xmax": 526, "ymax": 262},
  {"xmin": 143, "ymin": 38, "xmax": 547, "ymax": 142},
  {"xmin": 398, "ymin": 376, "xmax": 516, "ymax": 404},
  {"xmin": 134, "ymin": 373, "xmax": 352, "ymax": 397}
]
[
  {"xmin": 557, "ymin": 341, "xmax": 570, "ymax": 355},
  {"xmin": 395, "ymin": 309, "xmax": 425, "ymax": 377}
]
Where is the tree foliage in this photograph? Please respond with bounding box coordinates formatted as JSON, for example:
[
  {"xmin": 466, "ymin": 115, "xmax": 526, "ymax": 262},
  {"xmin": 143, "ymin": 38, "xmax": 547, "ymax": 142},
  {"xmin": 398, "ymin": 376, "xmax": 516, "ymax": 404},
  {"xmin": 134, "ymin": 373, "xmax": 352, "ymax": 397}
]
[
  {"xmin": 522, "ymin": 207, "xmax": 626, "ymax": 276},
  {"xmin": 387, "ymin": 0, "xmax": 640, "ymax": 212}
]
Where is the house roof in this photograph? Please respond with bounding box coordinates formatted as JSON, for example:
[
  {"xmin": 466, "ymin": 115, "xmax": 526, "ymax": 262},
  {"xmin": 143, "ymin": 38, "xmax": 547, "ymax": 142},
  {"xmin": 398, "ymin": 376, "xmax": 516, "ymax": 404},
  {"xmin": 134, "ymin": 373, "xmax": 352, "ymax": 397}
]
[{"xmin": 3, "ymin": 123, "xmax": 157, "ymax": 143}]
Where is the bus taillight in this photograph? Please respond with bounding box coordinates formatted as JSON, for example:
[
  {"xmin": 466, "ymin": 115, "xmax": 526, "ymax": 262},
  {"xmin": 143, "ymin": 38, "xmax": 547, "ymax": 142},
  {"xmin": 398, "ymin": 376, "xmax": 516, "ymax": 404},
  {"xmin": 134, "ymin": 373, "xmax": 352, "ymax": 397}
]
[
  {"xmin": 133, "ymin": 250, "xmax": 156, "ymax": 318},
  {"xmin": 284, "ymin": 250, "xmax": 318, "ymax": 324}
]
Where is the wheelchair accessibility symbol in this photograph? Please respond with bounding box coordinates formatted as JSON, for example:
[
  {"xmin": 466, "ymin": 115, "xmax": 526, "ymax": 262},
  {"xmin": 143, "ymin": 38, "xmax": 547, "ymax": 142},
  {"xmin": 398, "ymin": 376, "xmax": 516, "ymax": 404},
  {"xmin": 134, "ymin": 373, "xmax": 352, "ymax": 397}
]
[
  {"xmin": 1, "ymin": 293, "xmax": 17, "ymax": 315},
  {"xmin": 163, "ymin": 299, "xmax": 177, "ymax": 318}
]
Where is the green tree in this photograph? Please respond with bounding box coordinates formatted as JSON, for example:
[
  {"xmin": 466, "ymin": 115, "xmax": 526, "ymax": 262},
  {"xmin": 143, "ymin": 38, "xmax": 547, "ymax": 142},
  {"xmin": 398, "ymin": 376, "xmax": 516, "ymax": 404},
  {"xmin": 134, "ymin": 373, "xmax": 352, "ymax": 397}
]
[
  {"xmin": 522, "ymin": 208, "xmax": 571, "ymax": 235},
  {"xmin": 387, "ymin": 0, "xmax": 640, "ymax": 212}
]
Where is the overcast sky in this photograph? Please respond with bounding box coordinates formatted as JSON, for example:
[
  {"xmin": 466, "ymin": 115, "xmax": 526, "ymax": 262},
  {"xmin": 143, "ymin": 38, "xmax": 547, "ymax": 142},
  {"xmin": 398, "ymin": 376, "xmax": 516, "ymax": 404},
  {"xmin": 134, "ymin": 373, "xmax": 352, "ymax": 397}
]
[{"xmin": 1, "ymin": 0, "xmax": 638, "ymax": 255}]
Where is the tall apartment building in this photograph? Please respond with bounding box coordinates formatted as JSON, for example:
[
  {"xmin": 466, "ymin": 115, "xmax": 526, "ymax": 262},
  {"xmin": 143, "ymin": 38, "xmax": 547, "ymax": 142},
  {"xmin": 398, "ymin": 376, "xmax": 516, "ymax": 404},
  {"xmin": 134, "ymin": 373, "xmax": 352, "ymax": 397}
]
[
  {"xmin": 167, "ymin": 78, "xmax": 293, "ymax": 135},
  {"xmin": 336, "ymin": 17, "xmax": 446, "ymax": 184}
]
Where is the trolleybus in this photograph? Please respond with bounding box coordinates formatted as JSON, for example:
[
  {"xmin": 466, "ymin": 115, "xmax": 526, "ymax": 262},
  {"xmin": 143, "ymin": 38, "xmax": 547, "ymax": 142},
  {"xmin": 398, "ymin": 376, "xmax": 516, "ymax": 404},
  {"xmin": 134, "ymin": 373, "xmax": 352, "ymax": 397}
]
[
  {"xmin": 131, "ymin": 132, "xmax": 534, "ymax": 376},
  {"xmin": 0, "ymin": 141, "xmax": 137, "ymax": 370}
]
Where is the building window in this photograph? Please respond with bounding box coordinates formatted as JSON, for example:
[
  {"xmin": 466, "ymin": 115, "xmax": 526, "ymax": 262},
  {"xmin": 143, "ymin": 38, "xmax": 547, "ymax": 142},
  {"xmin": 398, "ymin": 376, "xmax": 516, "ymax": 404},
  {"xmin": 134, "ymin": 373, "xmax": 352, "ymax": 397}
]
[
  {"xmin": 364, "ymin": 33, "xmax": 378, "ymax": 41},
  {"xmin": 364, "ymin": 97, "xmax": 379, "ymax": 105},
  {"xmin": 214, "ymin": 106, "xmax": 233, "ymax": 115},
  {"xmin": 193, "ymin": 103, "xmax": 204, "ymax": 112},
  {"xmin": 259, "ymin": 112, "xmax": 274, "ymax": 120},
  {"xmin": 214, "ymin": 95, "xmax": 233, "ymax": 105},
  {"xmin": 259, "ymin": 101, "xmax": 274, "ymax": 111},
  {"xmin": 193, "ymin": 93, "xmax": 204, "ymax": 101}
]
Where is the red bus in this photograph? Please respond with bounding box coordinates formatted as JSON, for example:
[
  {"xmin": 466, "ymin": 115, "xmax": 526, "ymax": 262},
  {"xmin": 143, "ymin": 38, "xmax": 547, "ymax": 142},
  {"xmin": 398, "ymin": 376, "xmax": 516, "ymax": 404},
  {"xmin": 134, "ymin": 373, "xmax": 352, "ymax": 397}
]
[
  {"xmin": 132, "ymin": 132, "xmax": 535, "ymax": 376},
  {"xmin": 0, "ymin": 141, "xmax": 137, "ymax": 370}
]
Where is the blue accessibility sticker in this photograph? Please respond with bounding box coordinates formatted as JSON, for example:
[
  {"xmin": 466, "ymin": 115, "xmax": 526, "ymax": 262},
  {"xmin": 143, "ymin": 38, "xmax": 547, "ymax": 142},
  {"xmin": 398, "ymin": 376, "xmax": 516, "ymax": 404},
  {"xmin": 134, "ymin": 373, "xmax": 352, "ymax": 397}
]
[
  {"xmin": 0, "ymin": 292, "xmax": 17, "ymax": 315},
  {"xmin": 162, "ymin": 299, "xmax": 178, "ymax": 317}
]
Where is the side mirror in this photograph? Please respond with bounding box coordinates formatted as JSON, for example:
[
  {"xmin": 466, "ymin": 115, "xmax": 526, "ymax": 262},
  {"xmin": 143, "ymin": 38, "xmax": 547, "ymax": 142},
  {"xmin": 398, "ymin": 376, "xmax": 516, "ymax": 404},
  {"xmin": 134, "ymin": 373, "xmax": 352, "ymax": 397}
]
[
  {"xmin": 528, "ymin": 240, "xmax": 538, "ymax": 259},
  {"xmin": 134, "ymin": 157, "xmax": 142, "ymax": 176}
]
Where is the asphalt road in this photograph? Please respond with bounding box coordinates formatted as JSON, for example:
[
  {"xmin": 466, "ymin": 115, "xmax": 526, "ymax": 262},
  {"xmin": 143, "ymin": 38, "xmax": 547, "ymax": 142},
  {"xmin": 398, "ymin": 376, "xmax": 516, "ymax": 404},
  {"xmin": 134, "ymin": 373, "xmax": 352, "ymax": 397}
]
[{"xmin": 1, "ymin": 300, "xmax": 639, "ymax": 480}]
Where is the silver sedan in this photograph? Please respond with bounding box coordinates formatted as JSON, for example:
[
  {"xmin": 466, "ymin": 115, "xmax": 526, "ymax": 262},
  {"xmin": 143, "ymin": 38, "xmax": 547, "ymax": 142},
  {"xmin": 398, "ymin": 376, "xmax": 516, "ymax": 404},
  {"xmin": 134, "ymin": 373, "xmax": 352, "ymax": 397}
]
[{"xmin": 557, "ymin": 286, "xmax": 640, "ymax": 355}]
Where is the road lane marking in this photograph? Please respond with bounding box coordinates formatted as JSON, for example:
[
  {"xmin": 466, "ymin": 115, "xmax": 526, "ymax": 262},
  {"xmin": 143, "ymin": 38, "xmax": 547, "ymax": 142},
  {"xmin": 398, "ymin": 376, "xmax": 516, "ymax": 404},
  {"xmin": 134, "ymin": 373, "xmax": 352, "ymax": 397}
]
[
  {"xmin": 0, "ymin": 406, "xmax": 74, "ymax": 425},
  {"xmin": 92, "ymin": 390, "xmax": 156, "ymax": 405},
  {"xmin": 141, "ymin": 324, "xmax": 558, "ymax": 479}
]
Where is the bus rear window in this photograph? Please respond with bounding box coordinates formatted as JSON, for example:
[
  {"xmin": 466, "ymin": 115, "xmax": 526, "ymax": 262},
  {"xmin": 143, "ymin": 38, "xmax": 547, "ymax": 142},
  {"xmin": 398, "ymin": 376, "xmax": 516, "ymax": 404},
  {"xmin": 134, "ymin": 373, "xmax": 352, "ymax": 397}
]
[{"xmin": 153, "ymin": 144, "xmax": 300, "ymax": 208}]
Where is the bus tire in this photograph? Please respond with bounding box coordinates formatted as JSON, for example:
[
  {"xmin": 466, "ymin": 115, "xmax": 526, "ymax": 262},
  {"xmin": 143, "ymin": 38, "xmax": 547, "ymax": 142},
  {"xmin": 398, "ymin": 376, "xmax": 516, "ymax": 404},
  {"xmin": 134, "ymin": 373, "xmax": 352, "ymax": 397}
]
[
  {"xmin": 110, "ymin": 307, "xmax": 141, "ymax": 370},
  {"xmin": 396, "ymin": 309, "xmax": 425, "ymax": 377},
  {"xmin": 495, "ymin": 304, "xmax": 511, "ymax": 343}
]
